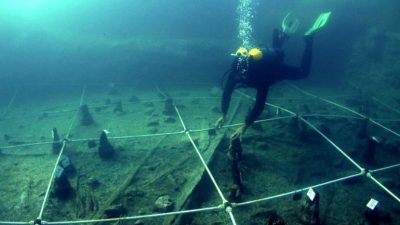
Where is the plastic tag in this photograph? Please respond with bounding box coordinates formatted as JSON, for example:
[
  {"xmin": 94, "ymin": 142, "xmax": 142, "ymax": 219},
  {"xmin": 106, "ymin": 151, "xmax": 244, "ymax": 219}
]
[
  {"xmin": 307, "ymin": 188, "xmax": 316, "ymax": 201},
  {"xmin": 366, "ymin": 198, "xmax": 379, "ymax": 210},
  {"xmin": 371, "ymin": 136, "xmax": 381, "ymax": 143},
  {"xmin": 55, "ymin": 166, "xmax": 64, "ymax": 178},
  {"xmin": 60, "ymin": 157, "xmax": 71, "ymax": 168}
]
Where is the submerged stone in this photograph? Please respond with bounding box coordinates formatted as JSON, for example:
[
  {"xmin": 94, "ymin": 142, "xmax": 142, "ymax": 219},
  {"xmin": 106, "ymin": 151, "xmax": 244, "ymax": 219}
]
[
  {"xmin": 113, "ymin": 101, "xmax": 124, "ymax": 114},
  {"xmin": 52, "ymin": 128, "xmax": 63, "ymax": 154},
  {"xmin": 147, "ymin": 120, "xmax": 159, "ymax": 127},
  {"xmin": 164, "ymin": 117, "xmax": 176, "ymax": 123},
  {"xmin": 163, "ymin": 98, "xmax": 175, "ymax": 116},
  {"xmin": 154, "ymin": 195, "xmax": 174, "ymax": 212},
  {"xmin": 80, "ymin": 104, "xmax": 95, "ymax": 126},
  {"xmin": 98, "ymin": 131, "xmax": 115, "ymax": 159}
]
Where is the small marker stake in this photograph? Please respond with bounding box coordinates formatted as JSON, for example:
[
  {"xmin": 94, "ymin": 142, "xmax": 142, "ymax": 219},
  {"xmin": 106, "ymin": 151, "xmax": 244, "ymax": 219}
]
[
  {"xmin": 307, "ymin": 188, "xmax": 316, "ymax": 202},
  {"xmin": 366, "ymin": 198, "xmax": 379, "ymax": 210}
]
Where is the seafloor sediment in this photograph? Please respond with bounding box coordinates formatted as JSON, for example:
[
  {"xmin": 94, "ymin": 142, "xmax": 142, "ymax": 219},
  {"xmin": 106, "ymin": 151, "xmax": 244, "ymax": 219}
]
[{"xmin": 0, "ymin": 82, "xmax": 399, "ymax": 225}]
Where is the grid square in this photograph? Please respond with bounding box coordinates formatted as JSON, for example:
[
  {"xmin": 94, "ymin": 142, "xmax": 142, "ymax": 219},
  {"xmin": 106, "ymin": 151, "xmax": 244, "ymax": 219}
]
[
  {"xmin": 0, "ymin": 144, "xmax": 58, "ymax": 221},
  {"xmin": 69, "ymin": 86, "xmax": 181, "ymax": 140},
  {"xmin": 191, "ymin": 117, "xmax": 360, "ymax": 204},
  {"xmin": 232, "ymin": 175, "xmax": 400, "ymax": 224},
  {"xmin": 372, "ymin": 167, "xmax": 400, "ymax": 200},
  {"xmin": 0, "ymin": 83, "xmax": 398, "ymax": 225},
  {"xmin": 0, "ymin": 85, "xmax": 82, "ymax": 147},
  {"xmin": 42, "ymin": 134, "xmax": 221, "ymax": 221}
]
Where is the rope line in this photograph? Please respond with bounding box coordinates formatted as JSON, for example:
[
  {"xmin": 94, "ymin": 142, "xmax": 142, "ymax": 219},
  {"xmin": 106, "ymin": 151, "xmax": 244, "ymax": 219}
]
[
  {"xmin": 287, "ymin": 83, "xmax": 400, "ymax": 203},
  {"xmin": 0, "ymin": 116, "xmax": 292, "ymax": 150},
  {"xmin": 367, "ymin": 173, "xmax": 400, "ymax": 203},
  {"xmin": 370, "ymin": 163, "xmax": 400, "ymax": 173},
  {"xmin": 174, "ymin": 105, "xmax": 187, "ymax": 132},
  {"xmin": 286, "ymin": 82, "xmax": 365, "ymax": 118},
  {"xmin": 0, "ymin": 115, "xmax": 294, "ymax": 151},
  {"xmin": 1, "ymin": 88, "xmax": 18, "ymax": 118},
  {"xmin": 0, "ymin": 84, "xmax": 398, "ymax": 225},
  {"xmin": 102, "ymin": 131, "xmax": 184, "ymax": 141},
  {"xmin": 218, "ymin": 115, "xmax": 295, "ymax": 130},
  {"xmin": 237, "ymin": 87, "xmax": 364, "ymax": 171},
  {"xmin": 236, "ymin": 90, "xmax": 297, "ymax": 116},
  {"xmin": 227, "ymin": 209, "xmax": 238, "ymax": 225},
  {"xmin": 299, "ymin": 117, "xmax": 364, "ymax": 171},
  {"xmin": 372, "ymin": 96, "xmax": 400, "ymax": 116},
  {"xmin": 301, "ymin": 114, "xmax": 364, "ymax": 120},
  {"xmin": 185, "ymin": 132, "xmax": 228, "ymax": 203},
  {"xmin": 37, "ymin": 141, "xmax": 67, "ymax": 219},
  {"xmin": 234, "ymin": 172, "xmax": 363, "ymax": 207},
  {"xmin": 173, "ymin": 104, "xmax": 228, "ymax": 203},
  {"xmin": 369, "ymin": 119, "xmax": 400, "ymax": 138},
  {"xmin": 288, "ymin": 83, "xmax": 400, "ymax": 138},
  {"xmin": 0, "ymin": 222, "xmax": 30, "ymax": 225},
  {"xmin": 373, "ymin": 118, "xmax": 400, "ymax": 122},
  {"xmin": 0, "ymin": 141, "xmax": 54, "ymax": 150},
  {"xmin": 38, "ymin": 87, "xmax": 86, "ymax": 220},
  {"xmin": 45, "ymin": 205, "xmax": 222, "ymax": 225},
  {"xmin": 6, "ymin": 112, "xmax": 392, "ymax": 151},
  {"xmin": 267, "ymin": 94, "xmax": 353, "ymax": 100},
  {"xmin": 0, "ymin": 131, "xmax": 185, "ymax": 150}
]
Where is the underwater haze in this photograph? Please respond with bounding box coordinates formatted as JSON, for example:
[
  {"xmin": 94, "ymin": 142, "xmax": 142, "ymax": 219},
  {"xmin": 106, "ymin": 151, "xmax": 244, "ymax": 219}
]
[
  {"xmin": 0, "ymin": 0, "xmax": 398, "ymax": 86},
  {"xmin": 1, "ymin": 1, "xmax": 400, "ymax": 225},
  {"xmin": 0, "ymin": 0, "xmax": 237, "ymax": 85}
]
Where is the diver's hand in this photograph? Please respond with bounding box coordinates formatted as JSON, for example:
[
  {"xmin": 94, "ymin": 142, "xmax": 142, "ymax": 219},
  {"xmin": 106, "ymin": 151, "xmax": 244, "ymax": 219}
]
[
  {"xmin": 215, "ymin": 116, "xmax": 225, "ymax": 129},
  {"xmin": 231, "ymin": 124, "xmax": 248, "ymax": 141}
]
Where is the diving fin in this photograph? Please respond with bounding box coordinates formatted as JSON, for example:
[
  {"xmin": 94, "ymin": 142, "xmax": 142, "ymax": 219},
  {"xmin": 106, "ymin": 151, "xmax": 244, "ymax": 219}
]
[
  {"xmin": 305, "ymin": 11, "xmax": 331, "ymax": 36},
  {"xmin": 282, "ymin": 12, "xmax": 300, "ymax": 35}
]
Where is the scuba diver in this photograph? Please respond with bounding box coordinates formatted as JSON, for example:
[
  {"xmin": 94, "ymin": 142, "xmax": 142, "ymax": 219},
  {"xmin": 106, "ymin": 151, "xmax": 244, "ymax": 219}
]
[
  {"xmin": 216, "ymin": 12, "xmax": 331, "ymax": 141},
  {"xmin": 216, "ymin": 12, "xmax": 331, "ymax": 200}
]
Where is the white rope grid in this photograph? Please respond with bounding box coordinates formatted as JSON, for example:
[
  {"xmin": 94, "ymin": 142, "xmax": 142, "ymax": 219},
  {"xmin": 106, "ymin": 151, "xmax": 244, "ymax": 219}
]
[{"xmin": 0, "ymin": 84, "xmax": 399, "ymax": 224}]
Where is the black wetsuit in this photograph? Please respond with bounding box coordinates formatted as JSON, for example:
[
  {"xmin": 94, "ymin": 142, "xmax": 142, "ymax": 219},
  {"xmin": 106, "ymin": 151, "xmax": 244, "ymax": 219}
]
[{"xmin": 221, "ymin": 31, "xmax": 313, "ymax": 126}]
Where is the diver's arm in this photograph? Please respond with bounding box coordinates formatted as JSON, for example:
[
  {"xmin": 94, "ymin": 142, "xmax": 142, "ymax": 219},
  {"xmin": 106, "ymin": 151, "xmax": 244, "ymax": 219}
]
[
  {"xmin": 221, "ymin": 70, "xmax": 237, "ymax": 118},
  {"xmin": 282, "ymin": 35, "xmax": 314, "ymax": 80},
  {"xmin": 245, "ymin": 87, "xmax": 268, "ymax": 126},
  {"xmin": 272, "ymin": 28, "xmax": 288, "ymax": 49}
]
